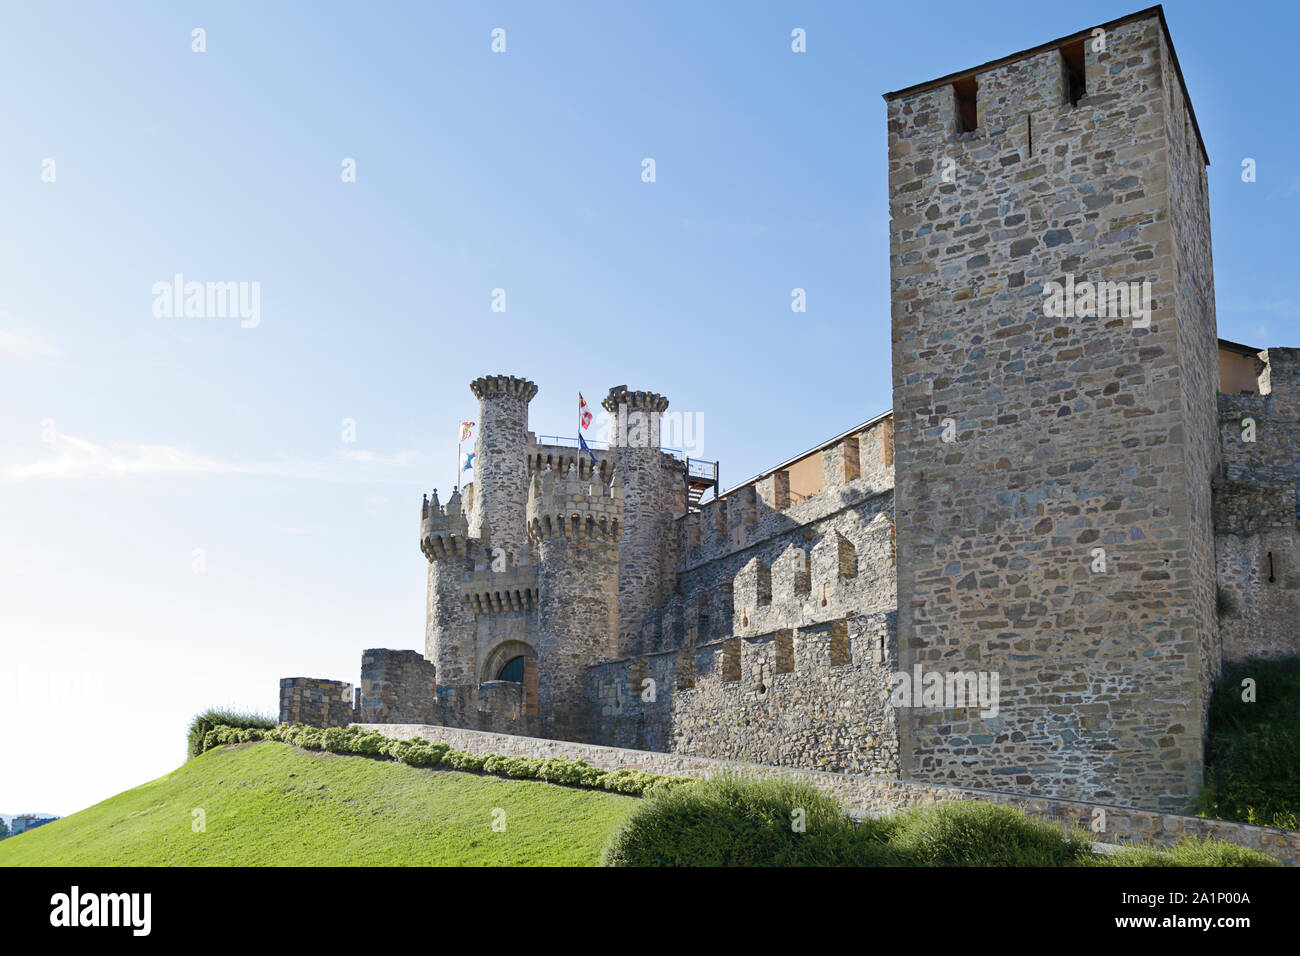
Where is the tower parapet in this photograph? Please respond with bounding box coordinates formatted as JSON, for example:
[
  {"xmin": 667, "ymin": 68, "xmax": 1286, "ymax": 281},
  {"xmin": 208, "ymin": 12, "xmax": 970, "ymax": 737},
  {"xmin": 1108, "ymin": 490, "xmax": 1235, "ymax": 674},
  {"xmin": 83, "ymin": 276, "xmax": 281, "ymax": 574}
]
[
  {"xmin": 526, "ymin": 461, "xmax": 623, "ymax": 539},
  {"xmin": 468, "ymin": 374, "xmax": 538, "ymax": 567},
  {"xmin": 420, "ymin": 488, "xmax": 470, "ymax": 561},
  {"xmin": 528, "ymin": 463, "xmax": 623, "ymax": 734}
]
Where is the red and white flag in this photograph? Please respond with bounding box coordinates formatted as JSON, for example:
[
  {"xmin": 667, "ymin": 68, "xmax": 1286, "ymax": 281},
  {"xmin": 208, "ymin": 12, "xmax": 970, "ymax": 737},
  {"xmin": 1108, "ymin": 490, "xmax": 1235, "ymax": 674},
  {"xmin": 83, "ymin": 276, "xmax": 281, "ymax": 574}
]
[
  {"xmin": 578, "ymin": 394, "xmax": 593, "ymax": 430},
  {"xmin": 459, "ymin": 421, "xmax": 474, "ymax": 442}
]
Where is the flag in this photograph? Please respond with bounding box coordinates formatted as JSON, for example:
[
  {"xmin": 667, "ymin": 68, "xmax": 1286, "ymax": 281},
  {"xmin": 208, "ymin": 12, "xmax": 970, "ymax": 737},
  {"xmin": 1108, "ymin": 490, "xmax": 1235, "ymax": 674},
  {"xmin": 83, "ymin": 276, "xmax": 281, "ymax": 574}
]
[
  {"xmin": 578, "ymin": 434, "xmax": 597, "ymax": 464},
  {"xmin": 459, "ymin": 421, "xmax": 475, "ymax": 442},
  {"xmin": 578, "ymin": 394, "xmax": 592, "ymax": 430},
  {"xmin": 460, "ymin": 451, "xmax": 476, "ymax": 472}
]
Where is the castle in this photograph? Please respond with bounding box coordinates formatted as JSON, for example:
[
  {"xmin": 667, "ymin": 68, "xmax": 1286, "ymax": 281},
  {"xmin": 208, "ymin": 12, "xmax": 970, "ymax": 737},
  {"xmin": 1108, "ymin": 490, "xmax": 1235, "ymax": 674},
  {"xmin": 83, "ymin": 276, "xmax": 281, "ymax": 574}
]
[{"xmin": 280, "ymin": 7, "xmax": 1300, "ymax": 815}]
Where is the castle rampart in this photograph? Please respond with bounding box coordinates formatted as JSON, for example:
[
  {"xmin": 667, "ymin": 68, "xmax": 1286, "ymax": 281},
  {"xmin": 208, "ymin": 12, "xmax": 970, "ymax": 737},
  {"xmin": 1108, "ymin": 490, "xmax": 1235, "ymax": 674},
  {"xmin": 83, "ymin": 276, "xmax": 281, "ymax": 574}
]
[
  {"xmin": 1214, "ymin": 348, "xmax": 1300, "ymax": 659},
  {"xmin": 280, "ymin": 677, "xmax": 357, "ymax": 728}
]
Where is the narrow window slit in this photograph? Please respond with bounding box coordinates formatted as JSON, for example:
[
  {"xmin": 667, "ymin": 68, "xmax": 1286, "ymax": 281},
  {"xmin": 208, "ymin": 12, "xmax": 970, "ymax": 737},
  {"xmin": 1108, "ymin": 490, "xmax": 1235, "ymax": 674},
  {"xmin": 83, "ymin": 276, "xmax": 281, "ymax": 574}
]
[
  {"xmin": 953, "ymin": 76, "xmax": 978, "ymax": 133},
  {"xmin": 1061, "ymin": 40, "xmax": 1086, "ymax": 107}
]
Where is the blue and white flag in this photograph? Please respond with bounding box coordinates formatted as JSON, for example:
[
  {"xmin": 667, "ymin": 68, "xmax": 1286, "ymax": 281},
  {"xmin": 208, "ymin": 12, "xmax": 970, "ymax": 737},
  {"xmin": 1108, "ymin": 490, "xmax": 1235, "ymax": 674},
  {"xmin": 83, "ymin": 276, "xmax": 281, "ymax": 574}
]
[
  {"xmin": 578, "ymin": 434, "xmax": 597, "ymax": 464},
  {"xmin": 460, "ymin": 451, "xmax": 476, "ymax": 472}
]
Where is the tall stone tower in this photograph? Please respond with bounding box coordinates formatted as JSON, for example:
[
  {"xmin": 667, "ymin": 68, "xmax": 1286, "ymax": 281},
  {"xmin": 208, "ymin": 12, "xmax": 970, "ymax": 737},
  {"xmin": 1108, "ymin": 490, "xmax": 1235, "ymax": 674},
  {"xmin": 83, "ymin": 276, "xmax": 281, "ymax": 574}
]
[
  {"xmin": 469, "ymin": 375, "xmax": 538, "ymax": 566},
  {"xmin": 602, "ymin": 387, "xmax": 683, "ymax": 654},
  {"xmin": 527, "ymin": 463, "xmax": 622, "ymax": 735},
  {"xmin": 420, "ymin": 488, "xmax": 476, "ymax": 723},
  {"xmin": 885, "ymin": 10, "xmax": 1218, "ymax": 811}
]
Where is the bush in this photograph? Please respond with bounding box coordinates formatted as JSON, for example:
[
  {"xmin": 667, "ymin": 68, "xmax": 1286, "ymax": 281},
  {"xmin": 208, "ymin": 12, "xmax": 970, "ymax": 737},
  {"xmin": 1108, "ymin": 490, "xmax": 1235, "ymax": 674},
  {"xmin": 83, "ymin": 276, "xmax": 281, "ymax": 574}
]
[
  {"xmin": 602, "ymin": 774, "xmax": 880, "ymax": 866},
  {"xmin": 602, "ymin": 782, "xmax": 1280, "ymax": 867},
  {"xmin": 186, "ymin": 708, "xmax": 277, "ymax": 759},
  {"xmin": 1201, "ymin": 655, "xmax": 1300, "ymax": 829},
  {"xmin": 1104, "ymin": 838, "xmax": 1279, "ymax": 868},
  {"xmin": 883, "ymin": 801, "xmax": 1094, "ymax": 867}
]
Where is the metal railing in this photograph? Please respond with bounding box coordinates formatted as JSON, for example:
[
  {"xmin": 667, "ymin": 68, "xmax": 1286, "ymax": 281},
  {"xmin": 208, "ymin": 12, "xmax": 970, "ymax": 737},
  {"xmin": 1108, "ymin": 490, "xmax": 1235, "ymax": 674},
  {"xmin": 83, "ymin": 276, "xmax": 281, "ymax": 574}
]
[{"xmin": 536, "ymin": 435, "xmax": 695, "ymax": 462}]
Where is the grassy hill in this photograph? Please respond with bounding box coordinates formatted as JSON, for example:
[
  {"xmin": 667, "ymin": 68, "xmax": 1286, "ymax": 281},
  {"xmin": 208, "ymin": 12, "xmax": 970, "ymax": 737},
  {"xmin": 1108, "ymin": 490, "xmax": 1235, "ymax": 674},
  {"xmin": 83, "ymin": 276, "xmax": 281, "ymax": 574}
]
[{"xmin": 0, "ymin": 741, "xmax": 637, "ymax": 866}]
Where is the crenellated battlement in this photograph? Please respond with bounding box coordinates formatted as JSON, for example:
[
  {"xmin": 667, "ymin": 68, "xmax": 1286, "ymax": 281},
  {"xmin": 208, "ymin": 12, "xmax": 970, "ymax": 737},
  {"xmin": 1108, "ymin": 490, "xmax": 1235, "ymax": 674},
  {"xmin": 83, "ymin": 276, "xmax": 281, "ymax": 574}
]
[
  {"xmin": 420, "ymin": 488, "xmax": 472, "ymax": 561},
  {"xmin": 526, "ymin": 463, "xmax": 623, "ymax": 542},
  {"xmin": 602, "ymin": 386, "xmax": 669, "ymax": 418},
  {"xmin": 470, "ymin": 374, "xmax": 538, "ymax": 402}
]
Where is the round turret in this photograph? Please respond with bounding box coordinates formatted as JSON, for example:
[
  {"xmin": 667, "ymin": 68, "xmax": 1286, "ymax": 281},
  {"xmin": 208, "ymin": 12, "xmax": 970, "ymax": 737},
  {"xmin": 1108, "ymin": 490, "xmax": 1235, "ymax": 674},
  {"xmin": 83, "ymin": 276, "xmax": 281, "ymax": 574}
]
[{"xmin": 467, "ymin": 374, "xmax": 538, "ymax": 567}]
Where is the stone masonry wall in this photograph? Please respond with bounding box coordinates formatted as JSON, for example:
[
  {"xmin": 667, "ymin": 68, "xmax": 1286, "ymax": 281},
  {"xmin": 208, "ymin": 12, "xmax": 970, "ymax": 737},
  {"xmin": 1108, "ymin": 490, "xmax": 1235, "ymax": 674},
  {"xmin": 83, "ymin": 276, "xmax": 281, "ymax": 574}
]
[
  {"xmin": 582, "ymin": 414, "xmax": 901, "ymax": 774},
  {"xmin": 279, "ymin": 677, "xmax": 356, "ymax": 728},
  {"xmin": 1159, "ymin": 24, "xmax": 1223, "ymax": 706},
  {"xmin": 1216, "ymin": 349, "xmax": 1300, "ymax": 659},
  {"xmin": 359, "ymin": 649, "xmax": 437, "ymax": 724},
  {"xmin": 529, "ymin": 462, "xmax": 622, "ymax": 736},
  {"xmin": 586, "ymin": 610, "xmax": 900, "ymax": 776},
  {"xmin": 663, "ymin": 415, "xmax": 896, "ymax": 654},
  {"xmin": 887, "ymin": 15, "xmax": 1212, "ymax": 812}
]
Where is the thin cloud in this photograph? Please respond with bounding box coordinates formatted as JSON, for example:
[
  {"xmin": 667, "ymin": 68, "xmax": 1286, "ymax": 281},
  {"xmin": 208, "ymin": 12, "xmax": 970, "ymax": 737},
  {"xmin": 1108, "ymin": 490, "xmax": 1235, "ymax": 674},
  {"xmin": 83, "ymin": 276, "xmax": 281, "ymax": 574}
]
[
  {"xmin": 0, "ymin": 432, "xmax": 428, "ymax": 485},
  {"xmin": 0, "ymin": 328, "xmax": 59, "ymax": 362}
]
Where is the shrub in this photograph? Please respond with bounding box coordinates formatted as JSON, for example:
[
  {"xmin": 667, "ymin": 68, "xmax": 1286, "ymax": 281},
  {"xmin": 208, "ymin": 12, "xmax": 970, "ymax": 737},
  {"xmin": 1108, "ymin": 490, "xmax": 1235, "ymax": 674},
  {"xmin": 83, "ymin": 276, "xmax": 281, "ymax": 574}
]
[
  {"xmin": 1104, "ymin": 838, "xmax": 1278, "ymax": 867},
  {"xmin": 883, "ymin": 801, "xmax": 1094, "ymax": 867},
  {"xmin": 1201, "ymin": 655, "xmax": 1300, "ymax": 829},
  {"xmin": 186, "ymin": 708, "xmax": 276, "ymax": 759},
  {"xmin": 602, "ymin": 774, "xmax": 880, "ymax": 866},
  {"xmin": 602, "ymin": 784, "xmax": 1280, "ymax": 867}
]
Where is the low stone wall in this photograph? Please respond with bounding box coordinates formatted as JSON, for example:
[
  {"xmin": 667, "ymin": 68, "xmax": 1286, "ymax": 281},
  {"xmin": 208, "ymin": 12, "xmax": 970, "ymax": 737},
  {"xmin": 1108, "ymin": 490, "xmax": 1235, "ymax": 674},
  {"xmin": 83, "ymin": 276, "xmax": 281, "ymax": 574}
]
[
  {"xmin": 360, "ymin": 649, "xmax": 437, "ymax": 724},
  {"xmin": 280, "ymin": 677, "xmax": 356, "ymax": 728},
  {"xmin": 356, "ymin": 723, "xmax": 1300, "ymax": 866}
]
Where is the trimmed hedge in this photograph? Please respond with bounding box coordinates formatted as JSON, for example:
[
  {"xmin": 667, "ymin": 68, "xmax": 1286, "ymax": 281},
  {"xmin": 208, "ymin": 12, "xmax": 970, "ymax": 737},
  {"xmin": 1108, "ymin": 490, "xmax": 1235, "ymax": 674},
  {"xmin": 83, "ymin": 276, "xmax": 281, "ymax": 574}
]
[{"xmin": 196, "ymin": 723, "xmax": 686, "ymax": 798}]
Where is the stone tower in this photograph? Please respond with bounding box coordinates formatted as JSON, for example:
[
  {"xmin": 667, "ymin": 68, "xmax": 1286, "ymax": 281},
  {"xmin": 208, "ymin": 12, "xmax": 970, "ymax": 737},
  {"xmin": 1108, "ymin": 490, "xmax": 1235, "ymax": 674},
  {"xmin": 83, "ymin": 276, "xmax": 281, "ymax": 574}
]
[
  {"xmin": 527, "ymin": 462, "xmax": 622, "ymax": 735},
  {"xmin": 885, "ymin": 9, "xmax": 1218, "ymax": 811},
  {"xmin": 602, "ymin": 386, "xmax": 683, "ymax": 654},
  {"xmin": 420, "ymin": 488, "xmax": 476, "ymax": 723},
  {"xmin": 469, "ymin": 375, "xmax": 538, "ymax": 566}
]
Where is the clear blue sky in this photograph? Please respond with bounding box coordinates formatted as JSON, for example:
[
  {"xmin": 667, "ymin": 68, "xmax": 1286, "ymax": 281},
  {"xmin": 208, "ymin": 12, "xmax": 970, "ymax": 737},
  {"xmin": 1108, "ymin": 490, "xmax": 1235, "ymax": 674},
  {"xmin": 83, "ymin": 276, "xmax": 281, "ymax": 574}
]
[{"xmin": 1, "ymin": 1, "xmax": 1295, "ymax": 816}]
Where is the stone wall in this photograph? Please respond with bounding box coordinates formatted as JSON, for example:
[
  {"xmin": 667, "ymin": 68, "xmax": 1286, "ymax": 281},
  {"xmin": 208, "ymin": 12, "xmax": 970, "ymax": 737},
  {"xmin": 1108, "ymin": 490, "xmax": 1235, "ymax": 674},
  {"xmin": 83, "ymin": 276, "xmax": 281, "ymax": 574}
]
[
  {"xmin": 887, "ymin": 14, "xmax": 1214, "ymax": 812},
  {"xmin": 1215, "ymin": 349, "xmax": 1300, "ymax": 659},
  {"xmin": 529, "ymin": 461, "xmax": 623, "ymax": 736},
  {"xmin": 279, "ymin": 677, "xmax": 356, "ymax": 728},
  {"xmin": 1159, "ymin": 21, "xmax": 1223, "ymax": 709},
  {"xmin": 359, "ymin": 649, "xmax": 437, "ymax": 724},
  {"xmin": 586, "ymin": 610, "xmax": 900, "ymax": 776},
  {"xmin": 358, "ymin": 723, "xmax": 1300, "ymax": 866}
]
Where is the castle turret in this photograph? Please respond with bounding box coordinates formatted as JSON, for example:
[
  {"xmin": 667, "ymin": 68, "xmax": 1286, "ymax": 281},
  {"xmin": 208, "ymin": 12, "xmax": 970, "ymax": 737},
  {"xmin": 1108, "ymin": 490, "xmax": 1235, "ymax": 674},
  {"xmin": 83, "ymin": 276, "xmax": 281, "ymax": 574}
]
[
  {"xmin": 602, "ymin": 386, "xmax": 685, "ymax": 654},
  {"xmin": 420, "ymin": 487, "xmax": 476, "ymax": 720},
  {"xmin": 528, "ymin": 463, "xmax": 623, "ymax": 735},
  {"xmin": 469, "ymin": 374, "xmax": 538, "ymax": 567}
]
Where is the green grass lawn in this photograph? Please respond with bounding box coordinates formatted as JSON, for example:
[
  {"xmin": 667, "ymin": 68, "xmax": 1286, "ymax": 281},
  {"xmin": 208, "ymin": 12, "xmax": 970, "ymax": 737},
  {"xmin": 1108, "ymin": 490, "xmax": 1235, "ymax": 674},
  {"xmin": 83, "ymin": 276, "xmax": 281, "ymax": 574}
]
[{"xmin": 0, "ymin": 741, "xmax": 638, "ymax": 866}]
